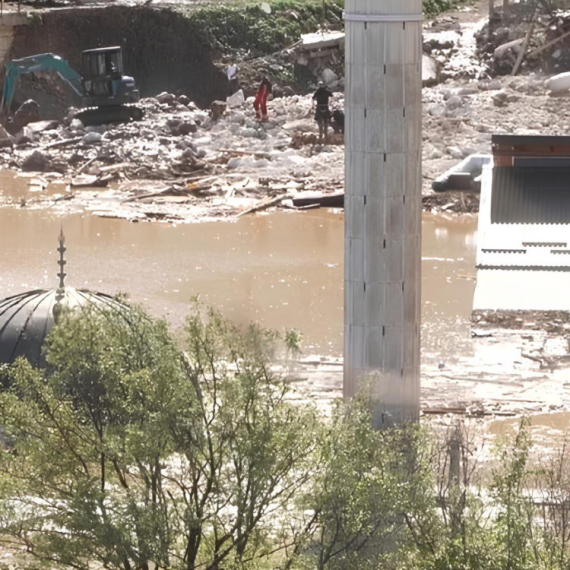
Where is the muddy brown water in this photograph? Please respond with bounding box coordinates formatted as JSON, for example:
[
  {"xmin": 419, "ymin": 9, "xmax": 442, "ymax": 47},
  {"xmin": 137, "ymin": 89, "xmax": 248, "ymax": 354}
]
[{"xmin": 0, "ymin": 207, "xmax": 478, "ymax": 360}]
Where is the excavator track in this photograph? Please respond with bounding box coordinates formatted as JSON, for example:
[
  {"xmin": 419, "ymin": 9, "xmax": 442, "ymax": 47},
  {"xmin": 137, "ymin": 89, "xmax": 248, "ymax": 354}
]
[{"xmin": 75, "ymin": 105, "xmax": 144, "ymax": 127}]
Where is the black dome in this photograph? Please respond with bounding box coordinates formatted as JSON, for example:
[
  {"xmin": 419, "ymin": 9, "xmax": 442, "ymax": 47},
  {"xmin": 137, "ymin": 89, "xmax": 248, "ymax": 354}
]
[{"xmin": 0, "ymin": 287, "xmax": 125, "ymax": 367}]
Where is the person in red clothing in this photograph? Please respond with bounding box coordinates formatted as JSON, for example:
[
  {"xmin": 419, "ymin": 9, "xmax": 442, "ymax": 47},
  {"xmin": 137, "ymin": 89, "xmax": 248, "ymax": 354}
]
[{"xmin": 254, "ymin": 76, "xmax": 272, "ymax": 121}]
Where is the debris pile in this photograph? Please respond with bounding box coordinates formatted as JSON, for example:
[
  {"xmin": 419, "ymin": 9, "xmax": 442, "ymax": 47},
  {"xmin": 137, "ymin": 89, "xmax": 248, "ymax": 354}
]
[
  {"xmin": 477, "ymin": 3, "xmax": 570, "ymax": 76},
  {"xmin": 1, "ymin": 91, "xmax": 345, "ymax": 221}
]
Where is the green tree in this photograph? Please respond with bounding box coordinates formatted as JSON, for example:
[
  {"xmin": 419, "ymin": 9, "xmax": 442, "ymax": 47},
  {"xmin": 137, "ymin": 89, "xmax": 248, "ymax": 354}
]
[{"xmin": 0, "ymin": 304, "xmax": 317, "ymax": 570}]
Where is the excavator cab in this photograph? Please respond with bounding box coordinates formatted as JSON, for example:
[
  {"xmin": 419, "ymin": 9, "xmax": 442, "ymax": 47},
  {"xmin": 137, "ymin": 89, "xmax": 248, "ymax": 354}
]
[{"xmin": 81, "ymin": 47, "xmax": 140, "ymax": 107}]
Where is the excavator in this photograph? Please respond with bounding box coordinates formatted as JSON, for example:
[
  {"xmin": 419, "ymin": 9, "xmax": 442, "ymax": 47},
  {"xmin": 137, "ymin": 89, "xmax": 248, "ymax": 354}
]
[{"xmin": 1, "ymin": 46, "xmax": 143, "ymax": 126}]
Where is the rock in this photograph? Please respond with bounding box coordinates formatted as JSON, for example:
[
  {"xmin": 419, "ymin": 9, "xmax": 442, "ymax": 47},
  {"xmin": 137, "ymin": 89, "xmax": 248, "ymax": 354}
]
[
  {"xmin": 492, "ymin": 90, "xmax": 509, "ymax": 107},
  {"xmin": 22, "ymin": 150, "xmax": 50, "ymax": 172},
  {"xmin": 546, "ymin": 72, "xmax": 570, "ymax": 94},
  {"xmin": 7, "ymin": 99, "xmax": 40, "ymax": 135},
  {"xmin": 427, "ymin": 147, "xmax": 443, "ymax": 160},
  {"xmin": 70, "ymin": 118, "xmax": 84, "ymax": 131},
  {"xmin": 494, "ymin": 38, "xmax": 524, "ymax": 61},
  {"xmin": 178, "ymin": 94, "xmax": 190, "ymax": 106},
  {"xmin": 422, "ymin": 54, "xmax": 442, "ymax": 87},
  {"xmin": 283, "ymin": 86, "xmax": 296, "ymax": 97},
  {"xmin": 26, "ymin": 120, "xmax": 60, "ymax": 135},
  {"xmin": 493, "ymin": 27, "xmax": 510, "ymax": 44},
  {"xmin": 462, "ymin": 147, "xmax": 478, "ymax": 158},
  {"xmin": 0, "ymin": 125, "xmax": 14, "ymax": 147},
  {"xmin": 458, "ymin": 84, "xmax": 479, "ymax": 96},
  {"xmin": 321, "ymin": 68, "xmax": 338, "ymax": 86},
  {"xmin": 228, "ymin": 111, "xmax": 246, "ymax": 125},
  {"xmin": 446, "ymin": 95, "xmax": 462, "ymax": 110},
  {"xmin": 427, "ymin": 104, "xmax": 446, "ymax": 117},
  {"xmin": 227, "ymin": 157, "xmax": 242, "ymax": 169},
  {"xmin": 227, "ymin": 89, "xmax": 246, "ymax": 108},
  {"xmin": 178, "ymin": 121, "xmax": 197, "ymax": 135},
  {"xmin": 82, "ymin": 132, "xmax": 103, "ymax": 145},
  {"xmin": 15, "ymin": 127, "xmax": 34, "ymax": 144},
  {"xmin": 210, "ymin": 100, "xmax": 227, "ymax": 121},
  {"xmin": 446, "ymin": 146, "xmax": 463, "ymax": 159},
  {"xmin": 85, "ymin": 125, "xmax": 106, "ymax": 134},
  {"xmin": 182, "ymin": 147, "xmax": 197, "ymax": 160},
  {"xmin": 156, "ymin": 92, "xmax": 176, "ymax": 104}
]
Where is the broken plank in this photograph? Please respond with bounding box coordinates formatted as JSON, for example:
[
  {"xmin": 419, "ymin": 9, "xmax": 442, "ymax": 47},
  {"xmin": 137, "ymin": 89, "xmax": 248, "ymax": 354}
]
[
  {"xmin": 236, "ymin": 193, "xmax": 289, "ymax": 218},
  {"xmin": 42, "ymin": 136, "xmax": 83, "ymax": 150}
]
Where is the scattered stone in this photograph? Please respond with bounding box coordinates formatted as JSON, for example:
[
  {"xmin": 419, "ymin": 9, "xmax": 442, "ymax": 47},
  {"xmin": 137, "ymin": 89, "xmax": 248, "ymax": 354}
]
[
  {"xmin": 446, "ymin": 95, "xmax": 463, "ymax": 110},
  {"xmin": 82, "ymin": 132, "xmax": 103, "ymax": 145},
  {"xmin": 210, "ymin": 100, "xmax": 227, "ymax": 121},
  {"xmin": 446, "ymin": 146, "xmax": 463, "ymax": 159},
  {"xmin": 26, "ymin": 120, "xmax": 60, "ymax": 135},
  {"xmin": 178, "ymin": 94, "xmax": 190, "ymax": 106},
  {"xmin": 70, "ymin": 118, "xmax": 85, "ymax": 131},
  {"xmin": 492, "ymin": 90, "xmax": 509, "ymax": 107},
  {"xmin": 22, "ymin": 150, "xmax": 50, "ymax": 172},
  {"xmin": 178, "ymin": 121, "xmax": 197, "ymax": 135},
  {"xmin": 156, "ymin": 92, "xmax": 176, "ymax": 105},
  {"xmin": 458, "ymin": 84, "xmax": 479, "ymax": 96}
]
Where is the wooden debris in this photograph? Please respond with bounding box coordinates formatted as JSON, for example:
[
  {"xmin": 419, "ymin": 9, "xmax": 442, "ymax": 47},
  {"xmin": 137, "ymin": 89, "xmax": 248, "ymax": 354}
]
[
  {"xmin": 527, "ymin": 27, "xmax": 570, "ymax": 60},
  {"xmin": 219, "ymin": 149, "xmax": 271, "ymax": 159},
  {"xmin": 236, "ymin": 193, "xmax": 289, "ymax": 218},
  {"xmin": 76, "ymin": 156, "xmax": 98, "ymax": 174},
  {"xmin": 42, "ymin": 136, "xmax": 83, "ymax": 150},
  {"xmin": 512, "ymin": 16, "xmax": 536, "ymax": 76},
  {"xmin": 123, "ymin": 185, "xmax": 211, "ymax": 203},
  {"xmin": 70, "ymin": 174, "xmax": 115, "ymax": 188}
]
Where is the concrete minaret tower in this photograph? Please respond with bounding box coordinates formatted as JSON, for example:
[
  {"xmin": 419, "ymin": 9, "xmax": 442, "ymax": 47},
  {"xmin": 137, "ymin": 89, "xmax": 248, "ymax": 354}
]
[{"xmin": 344, "ymin": 0, "xmax": 422, "ymax": 426}]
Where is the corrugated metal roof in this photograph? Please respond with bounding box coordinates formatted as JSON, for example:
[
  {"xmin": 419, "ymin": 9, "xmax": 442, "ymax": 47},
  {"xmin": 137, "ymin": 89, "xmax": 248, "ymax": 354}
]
[
  {"xmin": 474, "ymin": 137, "xmax": 570, "ymax": 310},
  {"xmin": 491, "ymin": 167, "xmax": 570, "ymax": 224}
]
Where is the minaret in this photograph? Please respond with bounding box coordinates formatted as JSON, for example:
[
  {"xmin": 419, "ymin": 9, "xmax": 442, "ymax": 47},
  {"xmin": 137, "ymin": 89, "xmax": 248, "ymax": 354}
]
[{"xmin": 54, "ymin": 228, "xmax": 67, "ymax": 321}]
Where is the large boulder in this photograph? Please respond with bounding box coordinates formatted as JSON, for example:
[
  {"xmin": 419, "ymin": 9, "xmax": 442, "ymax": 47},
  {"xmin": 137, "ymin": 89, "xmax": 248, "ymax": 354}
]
[
  {"xmin": 227, "ymin": 89, "xmax": 245, "ymax": 108},
  {"xmin": 422, "ymin": 55, "xmax": 442, "ymax": 87},
  {"xmin": 321, "ymin": 68, "xmax": 338, "ymax": 87}
]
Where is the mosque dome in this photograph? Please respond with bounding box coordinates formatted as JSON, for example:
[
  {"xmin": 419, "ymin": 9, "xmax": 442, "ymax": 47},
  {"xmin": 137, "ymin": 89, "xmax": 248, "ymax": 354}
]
[{"xmin": 0, "ymin": 230, "xmax": 126, "ymax": 367}]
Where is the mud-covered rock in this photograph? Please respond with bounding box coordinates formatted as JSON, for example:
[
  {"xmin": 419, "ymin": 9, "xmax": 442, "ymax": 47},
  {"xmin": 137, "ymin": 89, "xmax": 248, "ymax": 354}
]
[
  {"xmin": 22, "ymin": 150, "xmax": 50, "ymax": 172},
  {"xmin": 156, "ymin": 92, "xmax": 176, "ymax": 105},
  {"xmin": 210, "ymin": 101, "xmax": 227, "ymax": 121}
]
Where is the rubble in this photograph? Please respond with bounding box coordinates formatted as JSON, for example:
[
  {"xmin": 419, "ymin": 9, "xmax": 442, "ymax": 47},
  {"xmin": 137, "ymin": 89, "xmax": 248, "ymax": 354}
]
[{"xmin": 7, "ymin": 100, "xmax": 40, "ymax": 135}]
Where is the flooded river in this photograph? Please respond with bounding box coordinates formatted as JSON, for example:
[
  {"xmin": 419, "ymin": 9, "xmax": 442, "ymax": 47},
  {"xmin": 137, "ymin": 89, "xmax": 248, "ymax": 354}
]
[{"xmin": 0, "ymin": 208, "xmax": 477, "ymax": 362}]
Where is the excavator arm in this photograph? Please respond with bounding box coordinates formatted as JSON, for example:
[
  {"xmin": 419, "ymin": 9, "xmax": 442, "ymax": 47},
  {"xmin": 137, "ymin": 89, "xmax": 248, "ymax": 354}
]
[{"xmin": 1, "ymin": 53, "xmax": 84, "ymax": 113}]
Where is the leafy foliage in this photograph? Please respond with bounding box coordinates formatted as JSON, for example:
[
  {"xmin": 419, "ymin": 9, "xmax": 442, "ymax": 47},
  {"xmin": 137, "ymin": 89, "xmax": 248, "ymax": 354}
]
[
  {"xmin": 4, "ymin": 306, "xmax": 570, "ymax": 569},
  {"xmin": 0, "ymin": 304, "xmax": 317, "ymax": 569}
]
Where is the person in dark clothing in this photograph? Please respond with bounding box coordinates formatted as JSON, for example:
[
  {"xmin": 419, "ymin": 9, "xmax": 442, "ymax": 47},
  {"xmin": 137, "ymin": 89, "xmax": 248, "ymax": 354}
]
[
  {"xmin": 313, "ymin": 81, "xmax": 334, "ymax": 141},
  {"xmin": 254, "ymin": 76, "xmax": 272, "ymax": 121},
  {"xmin": 331, "ymin": 109, "xmax": 345, "ymax": 134}
]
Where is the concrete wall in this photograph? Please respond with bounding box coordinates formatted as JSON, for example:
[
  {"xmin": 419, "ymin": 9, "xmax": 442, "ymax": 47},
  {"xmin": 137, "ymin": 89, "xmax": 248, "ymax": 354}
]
[
  {"xmin": 0, "ymin": 12, "xmax": 28, "ymax": 67},
  {"xmin": 344, "ymin": 0, "xmax": 422, "ymax": 426}
]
